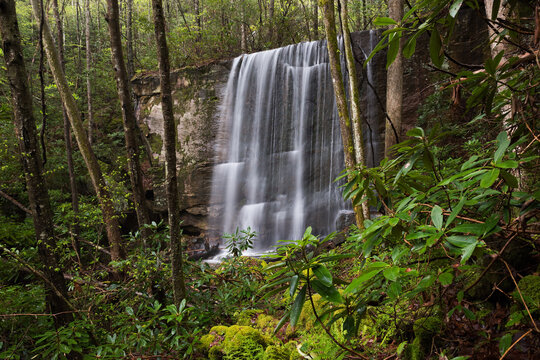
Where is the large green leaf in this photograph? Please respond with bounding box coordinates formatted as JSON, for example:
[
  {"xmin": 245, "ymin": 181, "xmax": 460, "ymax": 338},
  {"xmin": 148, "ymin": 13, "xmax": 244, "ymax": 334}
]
[
  {"xmin": 429, "ymin": 28, "xmax": 444, "ymax": 67},
  {"xmin": 494, "ymin": 131, "xmax": 510, "ymax": 164},
  {"xmin": 313, "ymin": 265, "xmax": 332, "ymax": 287},
  {"xmin": 290, "ymin": 285, "xmax": 306, "ymax": 328},
  {"xmin": 449, "ymin": 0, "xmax": 464, "ymax": 18},
  {"xmin": 310, "ymin": 279, "xmax": 343, "ymax": 304},
  {"xmin": 344, "ymin": 269, "xmax": 384, "ymax": 294},
  {"xmin": 289, "ymin": 275, "xmax": 299, "ymax": 297},
  {"xmin": 386, "ymin": 33, "xmax": 400, "ymax": 69},
  {"xmin": 374, "ymin": 17, "xmax": 398, "ymax": 26},
  {"xmin": 480, "ymin": 168, "xmax": 500, "ymax": 188},
  {"xmin": 431, "ymin": 205, "xmax": 443, "ymax": 230}
]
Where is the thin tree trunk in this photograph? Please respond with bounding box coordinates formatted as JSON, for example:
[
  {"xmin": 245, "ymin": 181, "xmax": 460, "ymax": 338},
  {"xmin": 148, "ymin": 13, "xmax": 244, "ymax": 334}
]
[
  {"xmin": 105, "ymin": 0, "xmax": 152, "ymax": 244},
  {"xmin": 0, "ymin": 0, "xmax": 73, "ymax": 326},
  {"xmin": 384, "ymin": 0, "xmax": 403, "ymax": 158},
  {"xmin": 30, "ymin": 0, "xmax": 125, "ymax": 261},
  {"xmin": 52, "ymin": 0, "xmax": 81, "ymax": 258},
  {"xmin": 85, "ymin": 0, "xmax": 93, "ymax": 144},
  {"xmin": 339, "ymin": 0, "xmax": 369, "ymax": 221},
  {"xmin": 320, "ymin": 0, "xmax": 364, "ymax": 228},
  {"xmin": 241, "ymin": 4, "xmax": 247, "ymax": 52},
  {"xmin": 126, "ymin": 0, "xmax": 135, "ymax": 78},
  {"xmin": 269, "ymin": 0, "xmax": 274, "ymax": 43},
  {"xmin": 151, "ymin": 0, "xmax": 187, "ymax": 305},
  {"xmin": 312, "ymin": 0, "xmax": 318, "ymax": 39}
]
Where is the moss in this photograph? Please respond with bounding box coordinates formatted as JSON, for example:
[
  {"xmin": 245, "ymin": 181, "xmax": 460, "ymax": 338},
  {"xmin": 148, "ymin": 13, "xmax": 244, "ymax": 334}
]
[
  {"xmin": 235, "ymin": 309, "xmax": 263, "ymax": 326},
  {"xmin": 255, "ymin": 314, "xmax": 279, "ymax": 335},
  {"xmin": 514, "ymin": 275, "xmax": 540, "ymax": 310},
  {"xmin": 404, "ymin": 316, "xmax": 443, "ymax": 360},
  {"xmin": 219, "ymin": 325, "xmax": 267, "ymax": 359},
  {"xmin": 209, "ymin": 345, "xmax": 224, "ymax": 360},
  {"xmin": 262, "ymin": 345, "xmax": 291, "ymax": 360},
  {"xmin": 199, "ymin": 334, "xmax": 216, "ymax": 350}
]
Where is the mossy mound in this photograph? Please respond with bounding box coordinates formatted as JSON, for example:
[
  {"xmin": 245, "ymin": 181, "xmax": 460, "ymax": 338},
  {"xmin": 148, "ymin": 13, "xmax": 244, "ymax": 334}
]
[
  {"xmin": 514, "ymin": 275, "xmax": 540, "ymax": 310},
  {"xmin": 199, "ymin": 324, "xmax": 269, "ymax": 360},
  {"xmin": 404, "ymin": 316, "xmax": 443, "ymax": 360},
  {"xmin": 262, "ymin": 345, "xmax": 291, "ymax": 360}
]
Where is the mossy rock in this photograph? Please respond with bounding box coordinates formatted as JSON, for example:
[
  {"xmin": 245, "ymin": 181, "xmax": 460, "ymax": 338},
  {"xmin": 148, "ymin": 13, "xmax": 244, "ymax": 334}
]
[
  {"xmin": 235, "ymin": 309, "xmax": 263, "ymax": 326},
  {"xmin": 262, "ymin": 345, "xmax": 291, "ymax": 360},
  {"xmin": 514, "ymin": 275, "xmax": 540, "ymax": 311},
  {"xmin": 404, "ymin": 316, "xmax": 443, "ymax": 360},
  {"xmin": 222, "ymin": 325, "xmax": 267, "ymax": 359}
]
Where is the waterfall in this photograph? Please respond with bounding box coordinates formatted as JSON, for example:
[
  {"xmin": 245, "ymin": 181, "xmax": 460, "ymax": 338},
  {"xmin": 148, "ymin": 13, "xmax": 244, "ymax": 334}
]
[{"xmin": 209, "ymin": 40, "xmax": 353, "ymax": 254}]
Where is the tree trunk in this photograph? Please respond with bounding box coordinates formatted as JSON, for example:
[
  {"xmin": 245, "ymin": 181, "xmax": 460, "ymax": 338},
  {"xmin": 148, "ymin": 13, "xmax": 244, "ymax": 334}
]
[
  {"xmin": 151, "ymin": 0, "xmax": 187, "ymax": 305},
  {"xmin": 52, "ymin": 0, "xmax": 81, "ymax": 260},
  {"xmin": 339, "ymin": 0, "xmax": 369, "ymax": 221},
  {"xmin": 320, "ymin": 0, "xmax": 364, "ymax": 228},
  {"xmin": 0, "ymin": 0, "xmax": 73, "ymax": 326},
  {"xmin": 126, "ymin": 0, "xmax": 135, "ymax": 78},
  {"xmin": 30, "ymin": 0, "xmax": 125, "ymax": 261},
  {"xmin": 384, "ymin": 0, "xmax": 403, "ymax": 158},
  {"xmin": 105, "ymin": 0, "xmax": 152, "ymax": 244},
  {"xmin": 85, "ymin": 0, "xmax": 94, "ymax": 144},
  {"xmin": 312, "ymin": 0, "xmax": 318, "ymax": 39}
]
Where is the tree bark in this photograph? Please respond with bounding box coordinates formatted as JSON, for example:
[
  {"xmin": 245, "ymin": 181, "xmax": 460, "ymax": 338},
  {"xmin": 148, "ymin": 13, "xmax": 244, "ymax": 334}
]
[
  {"xmin": 151, "ymin": 0, "xmax": 187, "ymax": 305},
  {"xmin": 52, "ymin": 0, "xmax": 81, "ymax": 259},
  {"xmin": 339, "ymin": 0, "xmax": 369, "ymax": 220},
  {"xmin": 320, "ymin": 0, "xmax": 364, "ymax": 228},
  {"xmin": 384, "ymin": 0, "xmax": 403, "ymax": 158},
  {"xmin": 0, "ymin": 0, "xmax": 73, "ymax": 326},
  {"xmin": 126, "ymin": 0, "xmax": 135, "ymax": 78},
  {"xmin": 85, "ymin": 0, "xmax": 94, "ymax": 144},
  {"xmin": 105, "ymin": 0, "xmax": 152, "ymax": 244},
  {"xmin": 30, "ymin": 0, "xmax": 125, "ymax": 261}
]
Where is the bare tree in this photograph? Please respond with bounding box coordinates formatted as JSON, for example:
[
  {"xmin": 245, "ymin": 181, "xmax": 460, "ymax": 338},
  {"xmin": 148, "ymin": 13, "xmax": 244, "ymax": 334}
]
[
  {"xmin": 151, "ymin": 0, "xmax": 187, "ymax": 304},
  {"xmin": 85, "ymin": 0, "xmax": 94, "ymax": 144}
]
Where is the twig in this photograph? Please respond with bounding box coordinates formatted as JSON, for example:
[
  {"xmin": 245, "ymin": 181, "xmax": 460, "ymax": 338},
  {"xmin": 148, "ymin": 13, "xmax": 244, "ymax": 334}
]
[
  {"xmin": 499, "ymin": 329, "xmax": 533, "ymax": 360},
  {"xmin": 501, "ymin": 259, "xmax": 540, "ymax": 332},
  {"xmin": 0, "ymin": 189, "xmax": 31, "ymax": 214}
]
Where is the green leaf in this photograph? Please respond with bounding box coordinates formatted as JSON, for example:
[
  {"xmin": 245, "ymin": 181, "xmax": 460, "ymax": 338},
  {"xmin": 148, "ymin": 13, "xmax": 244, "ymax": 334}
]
[
  {"xmin": 446, "ymin": 235, "xmax": 478, "ymax": 247},
  {"xmin": 311, "ymin": 279, "xmax": 343, "ymax": 304},
  {"xmin": 403, "ymin": 36, "xmax": 417, "ymax": 58},
  {"xmin": 480, "ymin": 168, "xmax": 500, "ymax": 188},
  {"xmin": 463, "ymin": 307, "xmax": 476, "ymax": 320},
  {"xmin": 406, "ymin": 127, "xmax": 424, "ymax": 138},
  {"xmin": 446, "ymin": 196, "xmax": 466, "ymax": 227},
  {"xmin": 290, "ymin": 286, "xmax": 306, "ymax": 328},
  {"xmin": 383, "ymin": 266, "xmax": 400, "ymax": 282},
  {"xmin": 429, "ymin": 28, "xmax": 444, "ymax": 67},
  {"xmin": 461, "ymin": 241, "xmax": 479, "ymax": 263},
  {"xmin": 494, "ymin": 131, "xmax": 510, "ymax": 164},
  {"xmin": 449, "ymin": 0, "xmax": 464, "ymax": 18},
  {"xmin": 343, "ymin": 316, "xmax": 356, "ymax": 338},
  {"xmin": 289, "ymin": 275, "xmax": 299, "ymax": 297},
  {"xmin": 313, "ymin": 265, "xmax": 332, "ymax": 287},
  {"xmin": 450, "ymin": 223, "xmax": 485, "ymax": 236},
  {"xmin": 389, "ymin": 217, "xmax": 399, "ymax": 227},
  {"xmin": 431, "ymin": 205, "xmax": 444, "ymax": 230},
  {"xmin": 388, "ymin": 281, "xmax": 403, "ymax": 299},
  {"xmin": 397, "ymin": 341, "xmax": 408, "ymax": 355},
  {"xmin": 273, "ymin": 311, "xmax": 290, "ymax": 335},
  {"xmin": 374, "ymin": 17, "xmax": 398, "ymax": 26},
  {"xmin": 386, "ymin": 33, "xmax": 400, "ymax": 69},
  {"xmin": 438, "ymin": 272, "xmax": 454, "ymax": 286},
  {"xmin": 344, "ymin": 269, "xmax": 383, "ymax": 294},
  {"xmin": 495, "ymin": 160, "xmax": 518, "ymax": 169},
  {"xmin": 500, "ymin": 169, "xmax": 518, "ymax": 188},
  {"xmin": 499, "ymin": 332, "xmax": 512, "ymax": 355},
  {"xmin": 491, "ymin": 0, "xmax": 501, "ymax": 20}
]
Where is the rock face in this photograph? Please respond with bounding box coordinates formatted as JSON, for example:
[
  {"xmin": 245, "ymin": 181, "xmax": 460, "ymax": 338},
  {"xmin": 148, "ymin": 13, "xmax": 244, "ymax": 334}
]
[{"xmin": 132, "ymin": 61, "xmax": 230, "ymax": 256}]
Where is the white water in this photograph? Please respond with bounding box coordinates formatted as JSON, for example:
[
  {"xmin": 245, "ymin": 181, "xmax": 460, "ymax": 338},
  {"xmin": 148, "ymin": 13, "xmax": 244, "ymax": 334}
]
[{"xmin": 209, "ymin": 40, "xmax": 351, "ymax": 254}]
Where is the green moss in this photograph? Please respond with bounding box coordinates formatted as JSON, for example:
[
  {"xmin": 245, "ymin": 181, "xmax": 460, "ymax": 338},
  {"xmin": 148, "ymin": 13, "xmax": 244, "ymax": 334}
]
[
  {"xmin": 262, "ymin": 345, "xmax": 291, "ymax": 360},
  {"xmin": 235, "ymin": 309, "xmax": 263, "ymax": 326},
  {"xmin": 199, "ymin": 334, "xmax": 216, "ymax": 350},
  {"xmin": 515, "ymin": 275, "xmax": 540, "ymax": 310},
  {"xmin": 404, "ymin": 316, "xmax": 443, "ymax": 360},
  {"xmin": 209, "ymin": 345, "xmax": 224, "ymax": 360}
]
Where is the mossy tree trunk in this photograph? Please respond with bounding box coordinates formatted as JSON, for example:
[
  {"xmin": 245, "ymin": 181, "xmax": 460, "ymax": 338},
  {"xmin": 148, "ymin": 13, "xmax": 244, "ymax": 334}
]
[
  {"xmin": 320, "ymin": 0, "xmax": 364, "ymax": 228},
  {"xmin": 0, "ymin": 0, "xmax": 73, "ymax": 326},
  {"xmin": 105, "ymin": 0, "xmax": 152, "ymax": 244},
  {"xmin": 339, "ymin": 0, "xmax": 369, "ymax": 221},
  {"xmin": 29, "ymin": 0, "xmax": 125, "ymax": 261},
  {"xmin": 151, "ymin": 0, "xmax": 187, "ymax": 305}
]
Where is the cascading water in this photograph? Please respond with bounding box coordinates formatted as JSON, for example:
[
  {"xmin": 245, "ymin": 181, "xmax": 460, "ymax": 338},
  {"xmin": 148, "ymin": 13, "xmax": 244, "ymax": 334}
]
[{"xmin": 209, "ymin": 40, "xmax": 352, "ymax": 254}]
